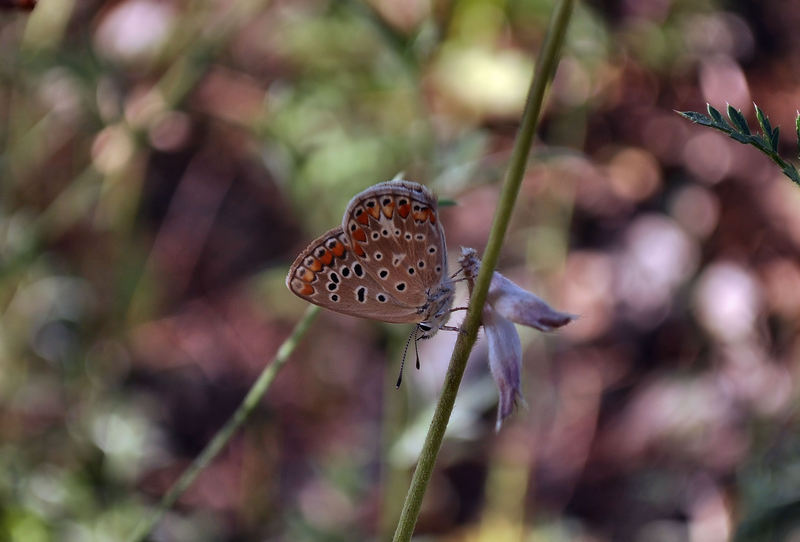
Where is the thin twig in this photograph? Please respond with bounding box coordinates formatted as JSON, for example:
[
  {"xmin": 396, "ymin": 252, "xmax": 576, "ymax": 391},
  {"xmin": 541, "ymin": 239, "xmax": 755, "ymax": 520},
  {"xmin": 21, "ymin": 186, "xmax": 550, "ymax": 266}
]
[{"xmin": 391, "ymin": 1, "xmax": 575, "ymax": 540}]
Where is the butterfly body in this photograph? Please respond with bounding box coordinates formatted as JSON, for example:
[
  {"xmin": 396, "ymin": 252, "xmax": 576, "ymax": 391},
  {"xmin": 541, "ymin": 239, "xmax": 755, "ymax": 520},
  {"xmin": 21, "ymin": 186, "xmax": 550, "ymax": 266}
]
[{"xmin": 287, "ymin": 180, "xmax": 453, "ymax": 339}]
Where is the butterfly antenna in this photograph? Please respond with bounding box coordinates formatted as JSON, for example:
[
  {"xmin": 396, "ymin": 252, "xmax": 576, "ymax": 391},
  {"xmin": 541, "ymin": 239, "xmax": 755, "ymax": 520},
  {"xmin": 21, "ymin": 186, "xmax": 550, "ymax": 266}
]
[
  {"xmin": 414, "ymin": 326, "xmax": 421, "ymax": 370},
  {"xmin": 397, "ymin": 328, "xmax": 415, "ymax": 388}
]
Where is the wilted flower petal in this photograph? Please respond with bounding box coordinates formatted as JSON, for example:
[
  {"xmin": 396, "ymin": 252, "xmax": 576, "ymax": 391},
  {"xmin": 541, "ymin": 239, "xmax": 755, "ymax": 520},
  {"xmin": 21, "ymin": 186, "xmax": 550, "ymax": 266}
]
[
  {"xmin": 459, "ymin": 247, "xmax": 575, "ymax": 331},
  {"xmin": 483, "ymin": 302, "xmax": 523, "ymax": 430},
  {"xmin": 487, "ymin": 271, "xmax": 576, "ymax": 331}
]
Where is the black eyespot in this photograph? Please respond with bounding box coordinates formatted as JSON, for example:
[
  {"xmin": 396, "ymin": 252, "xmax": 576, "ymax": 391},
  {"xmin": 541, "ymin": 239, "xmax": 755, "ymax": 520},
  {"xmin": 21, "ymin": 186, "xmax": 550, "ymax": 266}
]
[
  {"xmin": 355, "ymin": 208, "xmax": 363, "ymax": 216},
  {"xmin": 428, "ymin": 246, "xmax": 436, "ymax": 253},
  {"xmin": 341, "ymin": 267, "xmax": 350, "ymax": 278},
  {"xmin": 382, "ymin": 229, "xmax": 389, "ymax": 236},
  {"xmin": 396, "ymin": 283, "xmax": 406, "ymax": 291},
  {"xmin": 415, "ymin": 234, "xmax": 424, "ymax": 241},
  {"xmin": 399, "ymin": 198, "xmax": 408, "ymax": 205},
  {"xmin": 372, "ymin": 232, "xmax": 380, "ymax": 240},
  {"xmin": 419, "ymin": 323, "xmax": 431, "ymax": 332},
  {"xmin": 316, "ymin": 247, "xmax": 325, "ymax": 257},
  {"xmin": 379, "ymin": 269, "xmax": 388, "ymax": 278},
  {"xmin": 305, "ymin": 257, "xmax": 314, "ymax": 266},
  {"xmin": 353, "ymin": 263, "xmax": 364, "ymax": 277},
  {"xmin": 357, "ymin": 286, "xmax": 366, "ymax": 302},
  {"xmin": 377, "ymin": 294, "xmax": 387, "ymax": 302},
  {"xmin": 331, "ymin": 294, "xmax": 339, "ymax": 302},
  {"xmin": 405, "ymin": 233, "xmax": 412, "ymax": 240},
  {"xmin": 350, "ymin": 223, "xmax": 357, "ymax": 231},
  {"xmin": 374, "ymin": 252, "xmax": 382, "ymax": 260},
  {"xmin": 435, "ymin": 266, "xmax": 441, "ymax": 273},
  {"xmin": 395, "ymin": 229, "xmax": 401, "ymax": 236},
  {"xmin": 327, "ymin": 283, "xmax": 337, "ymax": 291},
  {"xmin": 417, "ymin": 260, "xmax": 425, "ymax": 268},
  {"xmin": 382, "ymin": 198, "xmax": 391, "ymax": 205},
  {"xmin": 413, "ymin": 204, "xmax": 421, "ymax": 211},
  {"xmin": 327, "ymin": 239, "xmax": 336, "ymax": 248},
  {"xmin": 366, "ymin": 200, "xmax": 375, "ymax": 208},
  {"xmin": 408, "ymin": 267, "xmax": 415, "ymax": 275},
  {"xmin": 330, "ymin": 272, "xmax": 339, "ymax": 283}
]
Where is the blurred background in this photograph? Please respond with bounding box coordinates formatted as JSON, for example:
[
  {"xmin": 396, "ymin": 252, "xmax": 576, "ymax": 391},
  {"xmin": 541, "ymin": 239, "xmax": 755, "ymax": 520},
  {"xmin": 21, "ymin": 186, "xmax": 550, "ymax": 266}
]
[{"xmin": 3, "ymin": 0, "xmax": 800, "ymax": 540}]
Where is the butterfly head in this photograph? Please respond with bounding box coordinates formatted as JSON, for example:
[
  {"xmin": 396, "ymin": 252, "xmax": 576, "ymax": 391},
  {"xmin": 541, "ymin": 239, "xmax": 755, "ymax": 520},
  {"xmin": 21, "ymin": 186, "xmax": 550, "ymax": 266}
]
[{"xmin": 416, "ymin": 280, "xmax": 454, "ymax": 339}]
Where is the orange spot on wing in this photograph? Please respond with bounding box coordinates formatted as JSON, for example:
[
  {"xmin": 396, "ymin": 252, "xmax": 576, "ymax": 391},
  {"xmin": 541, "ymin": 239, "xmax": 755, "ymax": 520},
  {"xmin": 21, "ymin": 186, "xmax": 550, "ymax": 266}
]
[
  {"xmin": 357, "ymin": 213, "xmax": 369, "ymax": 225},
  {"xmin": 299, "ymin": 283, "xmax": 314, "ymax": 296},
  {"xmin": 428, "ymin": 210, "xmax": 436, "ymax": 224},
  {"xmin": 308, "ymin": 258, "xmax": 322, "ymax": 272},
  {"xmin": 398, "ymin": 204, "xmax": 411, "ymax": 218},
  {"xmin": 354, "ymin": 244, "xmax": 365, "ymax": 257},
  {"xmin": 331, "ymin": 241, "xmax": 346, "ymax": 258},
  {"xmin": 382, "ymin": 202, "xmax": 395, "ymax": 218},
  {"xmin": 366, "ymin": 205, "xmax": 380, "ymax": 219},
  {"xmin": 353, "ymin": 228, "xmax": 367, "ymax": 242},
  {"xmin": 413, "ymin": 210, "xmax": 427, "ymax": 221},
  {"xmin": 300, "ymin": 268, "xmax": 315, "ymax": 282},
  {"xmin": 319, "ymin": 249, "xmax": 333, "ymax": 266}
]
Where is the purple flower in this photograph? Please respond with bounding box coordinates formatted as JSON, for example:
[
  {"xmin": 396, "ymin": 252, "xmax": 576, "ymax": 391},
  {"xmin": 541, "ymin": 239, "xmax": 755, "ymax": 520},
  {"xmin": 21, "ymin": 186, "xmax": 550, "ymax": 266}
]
[{"xmin": 459, "ymin": 248, "xmax": 575, "ymax": 429}]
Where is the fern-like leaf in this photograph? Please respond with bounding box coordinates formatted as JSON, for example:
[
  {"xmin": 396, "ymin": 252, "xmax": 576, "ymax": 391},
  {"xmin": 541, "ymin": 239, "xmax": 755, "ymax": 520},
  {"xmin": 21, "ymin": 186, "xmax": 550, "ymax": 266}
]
[{"xmin": 679, "ymin": 103, "xmax": 800, "ymax": 188}]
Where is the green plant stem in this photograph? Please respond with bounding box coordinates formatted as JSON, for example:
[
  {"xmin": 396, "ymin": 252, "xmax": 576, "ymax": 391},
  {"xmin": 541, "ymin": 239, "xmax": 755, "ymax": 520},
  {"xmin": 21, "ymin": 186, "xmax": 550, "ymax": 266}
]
[
  {"xmin": 391, "ymin": 1, "xmax": 575, "ymax": 540},
  {"xmin": 127, "ymin": 305, "xmax": 320, "ymax": 542}
]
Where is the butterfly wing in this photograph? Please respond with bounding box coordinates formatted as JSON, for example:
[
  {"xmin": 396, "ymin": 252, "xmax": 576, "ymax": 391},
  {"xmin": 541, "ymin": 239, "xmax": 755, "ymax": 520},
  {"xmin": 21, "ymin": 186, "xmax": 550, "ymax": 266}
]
[
  {"xmin": 341, "ymin": 180, "xmax": 449, "ymax": 309},
  {"xmin": 286, "ymin": 227, "xmax": 423, "ymax": 324}
]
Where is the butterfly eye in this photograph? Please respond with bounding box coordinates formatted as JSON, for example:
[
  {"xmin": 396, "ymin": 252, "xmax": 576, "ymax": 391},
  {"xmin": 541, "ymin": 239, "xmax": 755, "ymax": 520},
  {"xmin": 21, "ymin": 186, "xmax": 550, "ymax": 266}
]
[{"xmin": 419, "ymin": 323, "xmax": 432, "ymax": 332}]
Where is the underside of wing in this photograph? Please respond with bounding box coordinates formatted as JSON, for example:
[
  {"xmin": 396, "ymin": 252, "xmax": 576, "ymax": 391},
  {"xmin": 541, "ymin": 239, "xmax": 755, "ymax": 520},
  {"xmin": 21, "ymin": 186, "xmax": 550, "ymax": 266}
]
[
  {"xmin": 341, "ymin": 181, "xmax": 449, "ymax": 305},
  {"xmin": 286, "ymin": 227, "xmax": 423, "ymax": 324}
]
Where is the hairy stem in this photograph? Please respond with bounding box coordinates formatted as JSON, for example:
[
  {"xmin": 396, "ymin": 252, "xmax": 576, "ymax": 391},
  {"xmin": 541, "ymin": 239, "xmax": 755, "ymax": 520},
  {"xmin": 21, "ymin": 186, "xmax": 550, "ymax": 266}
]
[
  {"xmin": 391, "ymin": 1, "xmax": 575, "ymax": 540},
  {"xmin": 127, "ymin": 305, "xmax": 320, "ymax": 542}
]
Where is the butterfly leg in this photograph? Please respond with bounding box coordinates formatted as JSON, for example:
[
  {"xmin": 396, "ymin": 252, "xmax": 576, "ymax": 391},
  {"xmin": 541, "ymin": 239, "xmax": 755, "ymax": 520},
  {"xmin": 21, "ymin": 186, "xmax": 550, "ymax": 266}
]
[{"xmin": 450, "ymin": 268, "xmax": 466, "ymax": 279}]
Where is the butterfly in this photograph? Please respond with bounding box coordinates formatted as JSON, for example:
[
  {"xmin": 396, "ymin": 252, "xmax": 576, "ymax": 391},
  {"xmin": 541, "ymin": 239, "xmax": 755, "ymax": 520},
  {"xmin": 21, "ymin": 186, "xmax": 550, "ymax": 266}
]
[{"xmin": 286, "ymin": 180, "xmax": 454, "ymax": 339}]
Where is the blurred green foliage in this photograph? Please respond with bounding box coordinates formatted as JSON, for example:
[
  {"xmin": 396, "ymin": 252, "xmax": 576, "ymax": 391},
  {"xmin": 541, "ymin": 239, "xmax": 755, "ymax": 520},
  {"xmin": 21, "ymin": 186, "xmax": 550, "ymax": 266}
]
[{"xmin": 4, "ymin": 0, "xmax": 800, "ymax": 540}]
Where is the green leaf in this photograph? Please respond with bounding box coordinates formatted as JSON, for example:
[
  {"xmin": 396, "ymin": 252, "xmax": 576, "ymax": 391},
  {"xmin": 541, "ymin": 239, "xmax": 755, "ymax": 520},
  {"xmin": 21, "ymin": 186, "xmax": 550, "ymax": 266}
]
[
  {"xmin": 782, "ymin": 165, "xmax": 800, "ymax": 185},
  {"xmin": 796, "ymin": 111, "xmax": 800, "ymax": 159},
  {"xmin": 728, "ymin": 104, "xmax": 751, "ymax": 135},
  {"xmin": 708, "ymin": 104, "xmax": 725, "ymax": 125},
  {"xmin": 771, "ymin": 126, "xmax": 780, "ymax": 153},
  {"xmin": 729, "ymin": 131, "xmax": 750, "ymax": 144},
  {"xmin": 755, "ymin": 103, "xmax": 772, "ymax": 137},
  {"xmin": 678, "ymin": 110, "xmax": 715, "ymax": 127}
]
